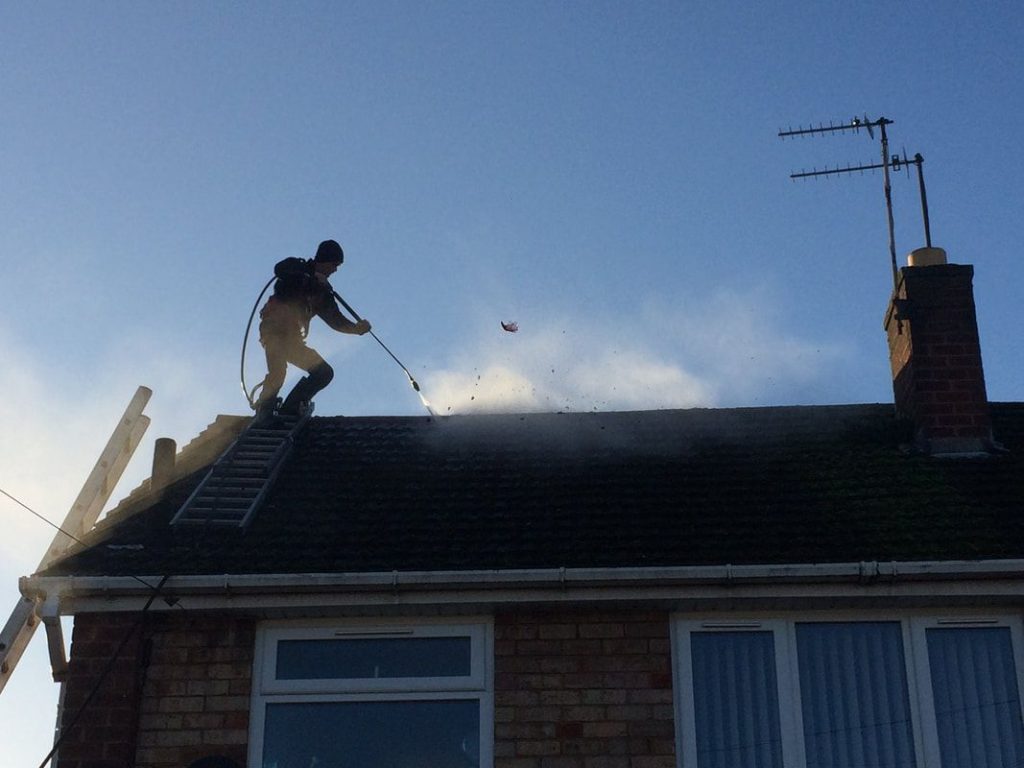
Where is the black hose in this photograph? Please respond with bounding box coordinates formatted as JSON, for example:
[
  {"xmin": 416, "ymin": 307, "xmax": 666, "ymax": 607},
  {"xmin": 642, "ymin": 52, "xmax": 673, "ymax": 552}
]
[{"xmin": 240, "ymin": 276, "xmax": 275, "ymax": 409}]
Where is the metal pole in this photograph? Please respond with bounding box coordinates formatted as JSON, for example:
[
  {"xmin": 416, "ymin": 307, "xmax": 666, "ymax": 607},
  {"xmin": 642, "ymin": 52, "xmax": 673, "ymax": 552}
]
[
  {"xmin": 331, "ymin": 291, "xmax": 436, "ymax": 416},
  {"xmin": 879, "ymin": 119, "xmax": 898, "ymax": 289},
  {"xmin": 331, "ymin": 292, "xmax": 415, "ymax": 386},
  {"xmin": 914, "ymin": 153, "xmax": 933, "ymax": 248}
]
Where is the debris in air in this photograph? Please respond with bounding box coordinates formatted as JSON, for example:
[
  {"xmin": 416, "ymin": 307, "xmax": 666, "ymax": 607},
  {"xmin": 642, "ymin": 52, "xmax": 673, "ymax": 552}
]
[{"xmin": 501, "ymin": 321, "xmax": 519, "ymax": 333}]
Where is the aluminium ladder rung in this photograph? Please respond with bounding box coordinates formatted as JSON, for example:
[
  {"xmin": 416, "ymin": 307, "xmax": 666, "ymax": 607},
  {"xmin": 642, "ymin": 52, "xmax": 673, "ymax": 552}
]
[
  {"xmin": 177, "ymin": 515, "xmax": 247, "ymax": 525},
  {"xmin": 200, "ymin": 479, "xmax": 265, "ymax": 489},
  {"xmin": 194, "ymin": 487, "xmax": 262, "ymax": 498},
  {"xmin": 192, "ymin": 495, "xmax": 256, "ymax": 505},
  {"xmin": 170, "ymin": 410, "xmax": 311, "ymax": 528},
  {"xmin": 178, "ymin": 507, "xmax": 248, "ymax": 518}
]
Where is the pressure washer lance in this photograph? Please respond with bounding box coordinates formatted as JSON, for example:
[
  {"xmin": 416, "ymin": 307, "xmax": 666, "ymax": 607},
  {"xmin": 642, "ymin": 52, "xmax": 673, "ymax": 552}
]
[{"xmin": 332, "ymin": 291, "xmax": 436, "ymax": 417}]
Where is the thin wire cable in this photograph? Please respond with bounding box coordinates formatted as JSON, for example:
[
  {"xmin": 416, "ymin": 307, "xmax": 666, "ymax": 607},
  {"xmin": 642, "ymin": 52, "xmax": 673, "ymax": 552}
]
[
  {"xmin": 35, "ymin": 575, "xmax": 170, "ymax": 768},
  {"xmin": 0, "ymin": 484, "xmax": 167, "ymax": 594},
  {"xmin": 0, "ymin": 487, "xmax": 79, "ymax": 544}
]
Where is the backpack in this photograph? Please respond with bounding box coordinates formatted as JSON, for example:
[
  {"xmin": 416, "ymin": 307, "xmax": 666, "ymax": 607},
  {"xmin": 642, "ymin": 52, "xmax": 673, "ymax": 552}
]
[{"xmin": 272, "ymin": 257, "xmax": 314, "ymax": 302}]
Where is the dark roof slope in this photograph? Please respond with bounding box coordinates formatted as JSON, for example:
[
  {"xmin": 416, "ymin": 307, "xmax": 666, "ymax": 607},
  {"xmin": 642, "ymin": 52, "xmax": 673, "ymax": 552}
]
[{"xmin": 42, "ymin": 403, "xmax": 1024, "ymax": 578}]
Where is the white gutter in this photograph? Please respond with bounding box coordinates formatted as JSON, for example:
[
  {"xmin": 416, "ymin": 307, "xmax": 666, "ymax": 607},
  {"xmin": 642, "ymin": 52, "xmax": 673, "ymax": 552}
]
[{"xmin": 22, "ymin": 559, "xmax": 1024, "ymax": 615}]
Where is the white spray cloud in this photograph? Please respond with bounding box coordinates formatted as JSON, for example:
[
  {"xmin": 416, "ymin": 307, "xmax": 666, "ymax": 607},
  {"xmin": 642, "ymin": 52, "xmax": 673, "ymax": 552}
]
[
  {"xmin": 654, "ymin": 287, "xmax": 851, "ymax": 404},
  {"xmin": 424, "ymin": 323, "xmax": 714, "ymax": 415},
  {"xmin": 568, "ymin": 349, "xmax": 714, "ymax": 409},
  {"xmin": 423, "ymin": 286, "xmax": 849, "ymax": 415},
  {"xmin": 430, "ymin": 364, "xmax": 542, "ymax": 413}
]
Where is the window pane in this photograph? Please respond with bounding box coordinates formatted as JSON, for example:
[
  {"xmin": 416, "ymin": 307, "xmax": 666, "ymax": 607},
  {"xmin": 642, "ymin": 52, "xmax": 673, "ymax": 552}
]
[
  {"xmin": 796, "ymin": 622, "xmax": 916, "ymax": 768},
  {"xmin": 277, "ymin": 637, "xmax": 472, "ymax": 680},
  {"xmin": 691, "ymin": 631, "xmax": 784, "ymax": 768},
  {"xmin": 262, "ymin": 699, "xmax": 480, "ymax": 768},
  {"xmin": 927, "ymin": 627, "xmax": 1024, "ymax": 768}
]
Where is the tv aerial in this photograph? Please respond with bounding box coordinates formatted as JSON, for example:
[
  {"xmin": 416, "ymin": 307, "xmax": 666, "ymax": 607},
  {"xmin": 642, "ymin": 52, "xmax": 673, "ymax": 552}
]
[{"xmin": 779, "ymin": 115, "xmax": 934, "ymax": 289}]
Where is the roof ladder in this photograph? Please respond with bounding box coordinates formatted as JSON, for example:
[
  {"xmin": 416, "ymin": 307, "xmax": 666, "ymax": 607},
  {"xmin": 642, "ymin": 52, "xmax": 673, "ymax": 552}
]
[{"xmin": 171, "ymin": 409, "xmax": 311, "ymax": 528}]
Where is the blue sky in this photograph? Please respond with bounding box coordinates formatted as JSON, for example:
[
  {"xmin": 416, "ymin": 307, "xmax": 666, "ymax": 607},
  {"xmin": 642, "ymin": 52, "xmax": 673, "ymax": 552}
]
[{"xmin": 1, "ymin": 2, "xmax": 1022, "ymax": 763}]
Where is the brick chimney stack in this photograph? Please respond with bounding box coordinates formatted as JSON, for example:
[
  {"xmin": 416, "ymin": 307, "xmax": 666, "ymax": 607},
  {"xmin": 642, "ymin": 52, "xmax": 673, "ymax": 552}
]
[{"xmin": 884, "ymin": 247, "xmax": 994, "ymax": 455}]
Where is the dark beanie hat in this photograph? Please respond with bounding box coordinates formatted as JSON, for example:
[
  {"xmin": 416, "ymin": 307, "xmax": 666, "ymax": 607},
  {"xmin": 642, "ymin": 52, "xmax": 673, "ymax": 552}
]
[{"xmin": 314, "ymin": 239, "xmax": 344, "ymax": 263}]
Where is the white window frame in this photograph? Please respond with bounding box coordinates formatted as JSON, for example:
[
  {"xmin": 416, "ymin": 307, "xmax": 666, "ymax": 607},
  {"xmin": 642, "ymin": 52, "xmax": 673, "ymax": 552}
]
[
  {"xmin": 674, "ymin": 619, "xmax": 804, "ymax": 768},
  {"xmin": 910, "ymin": 615, "xmax": 1024, "ymax": 768},
  {"xmin": 672, "ymin": 611, "xmax": 1024, "ymax": 768},
  {"xmin": 249, "ymin": 617, "xmax": 494, "ymax": 768}
]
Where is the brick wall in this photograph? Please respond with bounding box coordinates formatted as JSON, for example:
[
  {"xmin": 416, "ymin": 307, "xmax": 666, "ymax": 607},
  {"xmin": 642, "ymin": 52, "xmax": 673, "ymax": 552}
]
[
  {"xmin": 885, "ymin": 263, "xmax": 992, "ymax": 452},
  {"xmin": 55, "ymin": 613, "xmax": 254, "ymax": 768},
  {"xmin": 61, "ymin": 609, "xmax": 677, "ymax": 768},
  {"xmin": 55, "ymin": 613, "xmax": 147, "ymax": 768},
  {"xmin": 135, "ymin": 616, "xmax": 255, "ymax": 768},
  {"xmin": 494, "ymin": 610, "xmax": 676, "ymax": 768}
]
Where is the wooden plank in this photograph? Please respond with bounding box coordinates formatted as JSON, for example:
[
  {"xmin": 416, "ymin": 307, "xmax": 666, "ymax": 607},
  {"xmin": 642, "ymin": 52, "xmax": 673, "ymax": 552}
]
[
  {"xmin": 72, "ymin": 416, "xmax": 150, "ymax": 540},
  {"xmin": 0, "ymin": 386, "xmax": 151, "ymax": 695},
  {"xmin": 65, "ymin": 388, "xmax": 151, "ymax": 546},
  {"xmin": 43, "ymin": 386, "xmax": 152, "ymax": 566}
]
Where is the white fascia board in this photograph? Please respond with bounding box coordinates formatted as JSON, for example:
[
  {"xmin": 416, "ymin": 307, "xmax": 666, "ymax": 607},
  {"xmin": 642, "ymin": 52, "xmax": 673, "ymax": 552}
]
[{"xmin": 21, "ymin": 560, "xmax": 1024, "ymax": 616}]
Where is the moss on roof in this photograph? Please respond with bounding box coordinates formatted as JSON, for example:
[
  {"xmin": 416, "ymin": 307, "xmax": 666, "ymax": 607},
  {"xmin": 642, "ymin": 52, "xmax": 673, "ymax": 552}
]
[{"xmin": 41, "ymin": 403, "xmax": 1024, "ymax": 578}]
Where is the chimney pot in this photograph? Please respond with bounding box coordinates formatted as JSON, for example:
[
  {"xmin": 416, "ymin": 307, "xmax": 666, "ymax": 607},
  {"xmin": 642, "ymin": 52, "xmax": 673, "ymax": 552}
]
[
  {"xmin": 151, "ymin": 437, "xmax": 177, "ymax": 491},
  {"xmin": 907, "ymin": 247, "xmax": 948, "ymax": 267}
]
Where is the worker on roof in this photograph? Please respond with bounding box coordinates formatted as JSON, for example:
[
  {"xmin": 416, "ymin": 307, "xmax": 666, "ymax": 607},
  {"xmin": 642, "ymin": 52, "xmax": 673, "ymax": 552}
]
[{"xmin": 253, "ymin": 239, "xmax": 371, "ymax": 420}]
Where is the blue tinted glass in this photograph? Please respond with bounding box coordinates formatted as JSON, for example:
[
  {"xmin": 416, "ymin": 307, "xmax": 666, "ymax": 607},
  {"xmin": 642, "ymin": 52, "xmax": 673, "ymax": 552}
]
[
  {"xmin": 277, "ymin": 636, "xmax": 472, "ymax": 680},
  {"xmin": 796, "ymin": 622, "xmax": 915, "ymax": 768},
  {"xmin": 262, "ymin": 700, "xmax": 480, "ymax": 768},
  {"xmin": 927, "ymin": 627, "xmax": 1024, "ymax": 768},
  {"xmin": 691, "ymin": 631, "xmax": 784, "ymax": 768}
]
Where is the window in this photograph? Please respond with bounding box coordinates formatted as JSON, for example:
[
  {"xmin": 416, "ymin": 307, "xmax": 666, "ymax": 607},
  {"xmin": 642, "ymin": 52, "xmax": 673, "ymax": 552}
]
[
  {"xmin": 674, "ymin": 615, "xmax": 1024, "ymax": 768},
  {"xmin": 250, "ymin": 620, "xmax": 493, "ymax": 768}
]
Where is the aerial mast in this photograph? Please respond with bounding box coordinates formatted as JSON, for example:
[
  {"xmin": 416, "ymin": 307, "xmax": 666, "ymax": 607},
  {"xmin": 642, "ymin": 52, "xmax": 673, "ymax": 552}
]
[{"xmin": 779, "ymin": 115, "xmax": 935, "ymax": 289}]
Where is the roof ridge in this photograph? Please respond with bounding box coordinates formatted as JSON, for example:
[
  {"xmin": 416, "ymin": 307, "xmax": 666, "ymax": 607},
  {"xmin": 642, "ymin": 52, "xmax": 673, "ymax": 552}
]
[{"xmin": 94, "ymin": 414, "xmax": 251, "ymax": 529}]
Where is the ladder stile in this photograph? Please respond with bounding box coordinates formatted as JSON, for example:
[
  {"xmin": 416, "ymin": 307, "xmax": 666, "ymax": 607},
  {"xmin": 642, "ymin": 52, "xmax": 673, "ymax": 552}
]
[{"xmin": 171, "ymin": 410, "xmax": 311, "ymax": 529}]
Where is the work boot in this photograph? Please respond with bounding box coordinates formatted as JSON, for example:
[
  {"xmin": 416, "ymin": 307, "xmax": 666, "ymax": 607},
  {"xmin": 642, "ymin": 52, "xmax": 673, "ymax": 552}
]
[
  {"xmin": 279, "ymin": 383, "xmax": 314, "ymax": 416},
  {"xmin": 253, "ymin": 398, "xmax": 283, "ymax": 427},
  {"xmin": 278, "ymin": 398, "xmax": 310, "ymax": 417},
  {"xmin": 279, "ymin": 363, "xmax": 333, "ymax": 416}
]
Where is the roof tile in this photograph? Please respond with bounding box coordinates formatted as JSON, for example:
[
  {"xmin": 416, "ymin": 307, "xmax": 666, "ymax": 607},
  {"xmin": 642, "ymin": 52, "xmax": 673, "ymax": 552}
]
[{"xmin": 40, "ymin": 404, "xmax": 1024, "ymax": 578}]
